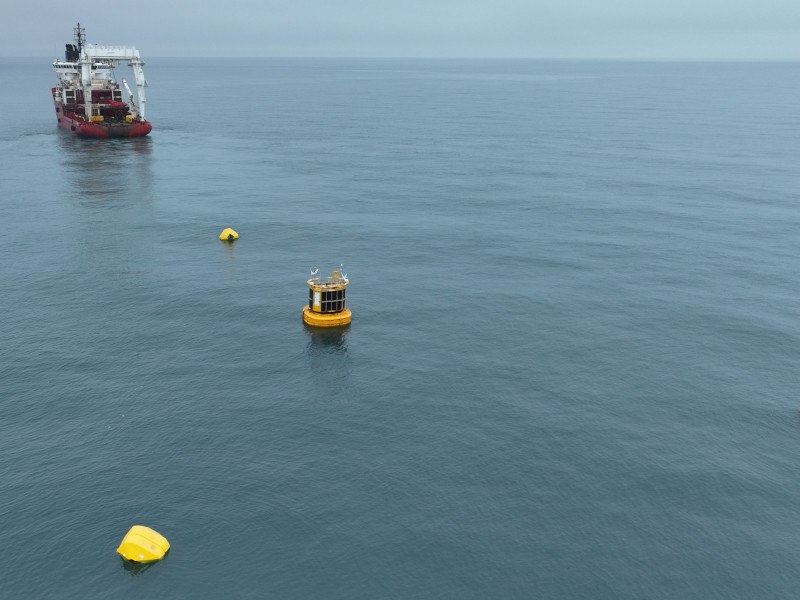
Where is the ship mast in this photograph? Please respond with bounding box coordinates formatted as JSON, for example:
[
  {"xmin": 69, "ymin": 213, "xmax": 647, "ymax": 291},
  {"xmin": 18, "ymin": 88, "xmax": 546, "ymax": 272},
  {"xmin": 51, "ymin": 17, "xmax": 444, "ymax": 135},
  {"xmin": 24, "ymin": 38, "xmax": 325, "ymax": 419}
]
[
  {"xmin": 76, "ymin": 22, "xmax": 93, "ymax": 122},
  {"xmin": 73, "ymin": 23, "xmax": 85, "ymax": 53}
]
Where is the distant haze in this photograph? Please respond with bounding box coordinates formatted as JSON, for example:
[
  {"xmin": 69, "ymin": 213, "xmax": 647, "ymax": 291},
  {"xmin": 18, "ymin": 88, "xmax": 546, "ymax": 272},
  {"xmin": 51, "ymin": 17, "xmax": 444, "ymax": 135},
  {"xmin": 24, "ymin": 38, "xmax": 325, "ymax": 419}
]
[{"xmin": 3, "ymin": 0, "xmax": 800, "ymax": 59}]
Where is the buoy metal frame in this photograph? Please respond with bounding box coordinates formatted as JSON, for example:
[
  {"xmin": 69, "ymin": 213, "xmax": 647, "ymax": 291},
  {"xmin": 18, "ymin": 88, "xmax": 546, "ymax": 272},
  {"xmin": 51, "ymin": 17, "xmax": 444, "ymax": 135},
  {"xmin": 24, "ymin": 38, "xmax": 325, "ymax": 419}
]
[{"xmin": 303, "ymin": 269, "xmax": 351, "ymax": 327}]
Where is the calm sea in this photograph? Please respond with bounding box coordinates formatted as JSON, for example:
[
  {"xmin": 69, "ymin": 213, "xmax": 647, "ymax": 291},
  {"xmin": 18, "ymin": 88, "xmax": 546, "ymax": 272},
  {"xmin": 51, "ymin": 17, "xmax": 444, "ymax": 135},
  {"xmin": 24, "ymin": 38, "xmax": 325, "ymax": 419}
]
[{"xmin": 2, "ymin": 57, "xmax": 800, "ymax": 598}]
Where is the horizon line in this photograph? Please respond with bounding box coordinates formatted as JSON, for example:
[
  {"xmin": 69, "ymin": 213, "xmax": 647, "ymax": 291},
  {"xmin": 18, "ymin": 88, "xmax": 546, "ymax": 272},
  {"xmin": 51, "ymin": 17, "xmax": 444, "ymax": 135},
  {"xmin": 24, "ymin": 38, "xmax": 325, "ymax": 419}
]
[{"xmin": 5, "ymin": 54, "xmax": 800, "ymax": 63}]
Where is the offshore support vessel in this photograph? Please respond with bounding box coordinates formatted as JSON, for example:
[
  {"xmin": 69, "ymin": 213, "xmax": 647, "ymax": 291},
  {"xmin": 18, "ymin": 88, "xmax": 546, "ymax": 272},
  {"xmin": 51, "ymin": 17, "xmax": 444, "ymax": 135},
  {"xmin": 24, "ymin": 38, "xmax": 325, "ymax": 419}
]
[{"xmin": 52, "ymin": 23, "xmax": 151, "ymax": 138}]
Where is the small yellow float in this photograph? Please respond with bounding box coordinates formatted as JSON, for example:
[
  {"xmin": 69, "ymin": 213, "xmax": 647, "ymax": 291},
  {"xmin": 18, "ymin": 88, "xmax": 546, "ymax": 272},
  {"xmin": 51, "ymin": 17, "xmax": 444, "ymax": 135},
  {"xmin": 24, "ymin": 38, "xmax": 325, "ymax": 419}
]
[
  {"xmin": 303, "ymin": 267, "xmax": 351, "ymax": 327},
  {"xmin": 219, "ymin": 227, "xmax": 239, "ymax": 241},
  {"xmin": 116, "ymin": 525, "xmax": 170, "ymax": 563}
]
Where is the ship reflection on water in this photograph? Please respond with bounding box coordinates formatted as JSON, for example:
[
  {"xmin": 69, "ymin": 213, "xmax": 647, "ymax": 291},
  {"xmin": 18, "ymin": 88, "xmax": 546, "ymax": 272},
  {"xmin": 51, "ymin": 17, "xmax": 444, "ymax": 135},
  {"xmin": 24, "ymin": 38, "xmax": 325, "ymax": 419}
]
[
  {"xmin": 57, "ymin": 131, "xmax": 153, "ymax": 157},
  {"xmin": 57, "ymin": 133, "xmax": 153, "ymax": 204}
]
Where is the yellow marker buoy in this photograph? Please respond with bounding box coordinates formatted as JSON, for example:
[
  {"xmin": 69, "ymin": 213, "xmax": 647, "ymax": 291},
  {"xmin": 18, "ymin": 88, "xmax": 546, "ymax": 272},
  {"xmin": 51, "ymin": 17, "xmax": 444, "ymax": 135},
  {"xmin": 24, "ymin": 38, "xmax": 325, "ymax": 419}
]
[
  {"xmin": 303, "ymin": 268, "xmax": 352, "ymax": 327},
  {"xmin": 116, "ymin": 525, "xmax": 170, "ymax": 563},
  {"xmin": 219, "ymin": 228, "xmax": 239, "ymax": 241}
]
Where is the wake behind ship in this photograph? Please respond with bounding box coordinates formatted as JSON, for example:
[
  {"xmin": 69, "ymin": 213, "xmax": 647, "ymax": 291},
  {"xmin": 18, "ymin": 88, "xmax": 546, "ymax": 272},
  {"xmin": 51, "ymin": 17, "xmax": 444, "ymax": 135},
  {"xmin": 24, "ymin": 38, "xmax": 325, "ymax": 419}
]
[{"xmin": 52, "ymin": 23, "xmax": 151, "ymax": 138}]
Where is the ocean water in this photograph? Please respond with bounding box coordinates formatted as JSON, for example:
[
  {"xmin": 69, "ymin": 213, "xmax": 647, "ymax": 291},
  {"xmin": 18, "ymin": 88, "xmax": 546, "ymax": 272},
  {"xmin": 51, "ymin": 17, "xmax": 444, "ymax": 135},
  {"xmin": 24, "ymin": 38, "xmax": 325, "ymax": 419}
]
[{"xmin": 2, "ymin": 57, "xmax": 800, "ymax": 598}]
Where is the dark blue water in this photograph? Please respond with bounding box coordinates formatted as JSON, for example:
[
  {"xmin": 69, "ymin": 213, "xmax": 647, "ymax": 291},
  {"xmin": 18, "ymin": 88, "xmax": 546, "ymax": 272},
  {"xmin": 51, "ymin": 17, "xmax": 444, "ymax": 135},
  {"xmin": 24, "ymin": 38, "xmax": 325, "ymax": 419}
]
[{"xmin": 2, "ymin": 57, "xmax": 800, "ymax": 598}]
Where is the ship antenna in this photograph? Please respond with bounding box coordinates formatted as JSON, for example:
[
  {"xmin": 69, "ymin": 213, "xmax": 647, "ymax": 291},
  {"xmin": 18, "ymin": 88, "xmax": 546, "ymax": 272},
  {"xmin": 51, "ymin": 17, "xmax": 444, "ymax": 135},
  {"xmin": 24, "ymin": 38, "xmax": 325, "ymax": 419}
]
[{"xmin": 73, "ymin": 22, "xmax": 86, "ymax": 53}]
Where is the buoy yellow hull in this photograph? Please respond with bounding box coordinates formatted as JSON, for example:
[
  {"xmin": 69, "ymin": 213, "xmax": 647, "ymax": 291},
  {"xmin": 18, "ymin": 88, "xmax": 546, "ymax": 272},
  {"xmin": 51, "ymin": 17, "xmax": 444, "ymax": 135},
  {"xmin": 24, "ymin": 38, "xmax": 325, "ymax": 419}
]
[
  {"xmin": 116, "ymin": 525, "xmax": 170, "ymax": 563},
  {"xmin": 303, "ymin": 306, "xmax": 351, "ymax": 327},
  {"xmin": 219, "ymin": 228, "xmax": 239, "ymax": 241}
]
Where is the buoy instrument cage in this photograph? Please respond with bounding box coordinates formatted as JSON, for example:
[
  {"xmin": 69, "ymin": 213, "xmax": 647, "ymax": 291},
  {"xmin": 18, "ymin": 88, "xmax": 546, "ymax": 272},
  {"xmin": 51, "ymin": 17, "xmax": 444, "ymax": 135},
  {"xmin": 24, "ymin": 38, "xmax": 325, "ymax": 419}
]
[
  {"xmin": 116, "ymin": 525, "xmax": 170, "ymax": 563},
  {"xmin": 303, "ymin": 268, "xmax": 351, "ymax": 327}
]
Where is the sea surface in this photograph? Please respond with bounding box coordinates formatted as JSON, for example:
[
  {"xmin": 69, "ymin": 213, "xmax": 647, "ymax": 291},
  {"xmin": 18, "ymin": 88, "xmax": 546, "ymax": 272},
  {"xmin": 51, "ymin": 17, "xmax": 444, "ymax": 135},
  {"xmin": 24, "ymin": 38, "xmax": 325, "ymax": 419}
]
[{"xmin": 2, "ymin": 57, "xmax": 800, "ymax": 598}]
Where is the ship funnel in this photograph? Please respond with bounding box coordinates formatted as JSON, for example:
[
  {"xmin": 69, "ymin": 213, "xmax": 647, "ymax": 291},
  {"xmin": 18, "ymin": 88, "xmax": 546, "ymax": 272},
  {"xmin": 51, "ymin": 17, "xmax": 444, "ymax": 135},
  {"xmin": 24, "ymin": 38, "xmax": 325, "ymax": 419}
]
[{"xmin": 65, "ymin": 44, "xmax": 79, "ymax": 62}]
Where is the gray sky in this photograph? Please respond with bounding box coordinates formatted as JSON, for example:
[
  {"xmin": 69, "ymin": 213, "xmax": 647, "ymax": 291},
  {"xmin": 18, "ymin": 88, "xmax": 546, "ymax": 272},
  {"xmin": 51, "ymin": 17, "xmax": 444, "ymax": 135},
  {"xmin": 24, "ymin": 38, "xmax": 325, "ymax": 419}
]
[{"xmin": 4, "ymin": 0, "xmax": 800, "ymax": 59}]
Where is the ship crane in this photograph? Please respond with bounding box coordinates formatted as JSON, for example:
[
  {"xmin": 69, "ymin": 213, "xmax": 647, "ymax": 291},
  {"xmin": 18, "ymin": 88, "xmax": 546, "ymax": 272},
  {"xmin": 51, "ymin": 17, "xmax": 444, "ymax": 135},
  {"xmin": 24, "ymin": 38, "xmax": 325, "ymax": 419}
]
[
  {"xmin": 79, "ymin": 44, "xmax": 148, "ymax": 120},
  {"xmin": 121, "ymin": 79, "xmax": 137, "ymax": 111}
]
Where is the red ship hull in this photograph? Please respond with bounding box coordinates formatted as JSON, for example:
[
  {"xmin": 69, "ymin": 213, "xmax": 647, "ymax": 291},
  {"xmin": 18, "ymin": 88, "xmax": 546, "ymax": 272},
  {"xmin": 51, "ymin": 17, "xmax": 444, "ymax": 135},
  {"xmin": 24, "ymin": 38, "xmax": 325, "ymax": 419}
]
[{"xmin": 52, "ymin": 88, "xmax": 151, "ymax": 138}]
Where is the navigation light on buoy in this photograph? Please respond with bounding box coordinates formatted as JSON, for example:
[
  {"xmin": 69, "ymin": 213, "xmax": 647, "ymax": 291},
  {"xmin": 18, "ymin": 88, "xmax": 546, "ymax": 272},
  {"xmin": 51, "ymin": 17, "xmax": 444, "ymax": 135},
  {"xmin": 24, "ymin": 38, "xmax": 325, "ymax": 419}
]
[{"xmin": 303, "ymin": 267, "xmax": 352, "ymax": 327}]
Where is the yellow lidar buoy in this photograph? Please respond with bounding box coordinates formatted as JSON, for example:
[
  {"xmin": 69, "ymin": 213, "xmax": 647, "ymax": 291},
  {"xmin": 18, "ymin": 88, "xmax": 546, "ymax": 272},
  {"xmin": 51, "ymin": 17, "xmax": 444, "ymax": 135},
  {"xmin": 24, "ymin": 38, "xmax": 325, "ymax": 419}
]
[
  {"xmin": 116, "ymin": 525, "xmax": 170, "ymax": 563},
  {"xmin": 303, "ymin": 267, "xmax": 352, "ymax": 327},
  {"xmin": 219, "ymin": 228, "xmax": 239, "ymax": 241}
]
